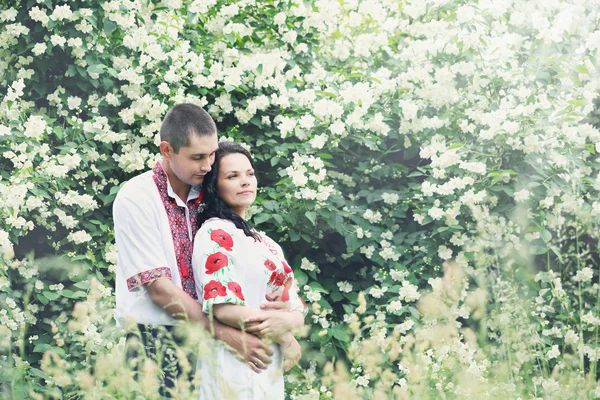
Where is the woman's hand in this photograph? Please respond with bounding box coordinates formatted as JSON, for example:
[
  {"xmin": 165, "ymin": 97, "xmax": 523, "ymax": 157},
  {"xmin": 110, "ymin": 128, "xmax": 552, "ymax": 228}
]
[
  {"xmin": 279, "ymin": 333, "xmax": 301, "ymax": 372},
  {"xmin": 244, "ymin": 311, "xmax": 295, "ymax": 339},
  {"xmin": 260, "ymin": 291, "xmax": 291, "ymax": 312}
]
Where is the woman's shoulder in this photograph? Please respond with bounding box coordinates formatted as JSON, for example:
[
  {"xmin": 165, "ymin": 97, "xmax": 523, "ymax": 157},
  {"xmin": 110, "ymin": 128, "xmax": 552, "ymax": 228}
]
[
  {"xmin": 198, "ymin": 218, "xmax": 239, "ymax": 234},
  {"xmin": 200, "ymin": 217, "xmax": 236, "ymax": 228},
  {"xmin": 255, "ymin": 230, "xmax": 285, "ymax": 255}
]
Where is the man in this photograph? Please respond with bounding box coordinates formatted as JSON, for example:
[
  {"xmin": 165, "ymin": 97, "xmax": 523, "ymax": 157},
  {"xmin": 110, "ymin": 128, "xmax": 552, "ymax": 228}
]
[{"xmin": 113, "ymin": 103, "xmax": 288, "ymax": 395}]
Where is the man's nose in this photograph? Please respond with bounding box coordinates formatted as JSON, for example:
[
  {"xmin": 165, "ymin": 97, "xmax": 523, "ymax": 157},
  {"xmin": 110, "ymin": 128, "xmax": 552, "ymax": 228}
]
[{"xmin": 200, "ymin": 158, "xmax": 212, "ymax": 172}]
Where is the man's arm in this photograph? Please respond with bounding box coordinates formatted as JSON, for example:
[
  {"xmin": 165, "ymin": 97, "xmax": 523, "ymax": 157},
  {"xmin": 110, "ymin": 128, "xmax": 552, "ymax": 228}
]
[{"xmin": 144, "ymin": 278, "xmax": 274, "ymax": 372}]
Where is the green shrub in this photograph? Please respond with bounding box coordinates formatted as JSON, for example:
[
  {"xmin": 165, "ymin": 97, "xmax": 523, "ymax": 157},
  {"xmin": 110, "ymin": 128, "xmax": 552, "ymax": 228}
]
[{"xmin": 2, "ymin": 0, "xmax": 600, "ymax": 398}]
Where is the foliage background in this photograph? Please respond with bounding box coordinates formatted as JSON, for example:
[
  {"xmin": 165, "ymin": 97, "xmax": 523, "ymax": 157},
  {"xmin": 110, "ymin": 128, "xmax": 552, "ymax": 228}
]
[{"xmin": 2, "ymin": 0, "xmax": 600, "ymax": 398}]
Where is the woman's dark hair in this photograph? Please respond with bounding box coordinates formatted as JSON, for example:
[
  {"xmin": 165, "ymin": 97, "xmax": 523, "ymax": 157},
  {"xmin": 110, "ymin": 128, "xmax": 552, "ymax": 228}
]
[{"xmin": 197, "ymin": 142, "xmax": 261, "ymax": 241}]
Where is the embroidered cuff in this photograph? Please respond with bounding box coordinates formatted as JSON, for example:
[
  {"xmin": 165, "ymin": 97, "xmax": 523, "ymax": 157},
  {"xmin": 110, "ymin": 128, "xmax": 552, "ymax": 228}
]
[
  {"xmin": 202, "ymin": 297, "xmax": 246, "ymax": 314},
  {"xmin": 127, "ymin": 267, "xmax": 172, "ymax": 291}
]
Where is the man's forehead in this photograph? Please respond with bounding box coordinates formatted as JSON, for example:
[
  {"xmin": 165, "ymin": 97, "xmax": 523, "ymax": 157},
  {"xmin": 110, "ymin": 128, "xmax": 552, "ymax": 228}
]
[{"xmin": 183, "ymin": 133, "xmax": 219, "ymax": 154}]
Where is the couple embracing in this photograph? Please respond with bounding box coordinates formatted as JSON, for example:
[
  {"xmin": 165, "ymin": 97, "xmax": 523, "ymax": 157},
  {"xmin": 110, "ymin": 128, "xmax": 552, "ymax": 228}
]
[{"xmin": 113, "ymin": 103, "xmax": 307, "ymax": 399}]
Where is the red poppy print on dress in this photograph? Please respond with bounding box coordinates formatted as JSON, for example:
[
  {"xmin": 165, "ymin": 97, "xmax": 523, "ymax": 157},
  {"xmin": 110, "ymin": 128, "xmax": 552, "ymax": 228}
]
[
  {"xmin": 282, "ymin": 261, "xmax": 292, "ymax": 274},
  {"xmin": 205, "ymin": 252, "xmax": 229, "ymax": 274},
  {"xmin": 284, "ymin": 276, "xmax": 294, "ymax": 289},
  {"xmin": 264, "ymin": 259, "xmax": 277, "ymax": 271},
  {"xmin": 210, "ymin": 229, "xmax": 234, "ymax": 251},
  {"xmin": 204, "ymin": 280, "xmax": 227, "ymax": 300},
  {"xmin": 227, "ymin": 281, "xmax": 245, "ymax": 301},
  {"xmin": 269, "ymin": 272, "xmax": 286, "ymax": 287},
  {"xmin": 281, "ymin": 285, "xmax": 290, "ymax": 301}
]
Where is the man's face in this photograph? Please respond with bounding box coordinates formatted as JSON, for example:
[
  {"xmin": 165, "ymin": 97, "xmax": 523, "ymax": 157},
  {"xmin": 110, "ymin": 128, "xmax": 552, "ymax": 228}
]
[{"xmin": 168, "ymin": 133, "xmax": 219, "ymax": 187}]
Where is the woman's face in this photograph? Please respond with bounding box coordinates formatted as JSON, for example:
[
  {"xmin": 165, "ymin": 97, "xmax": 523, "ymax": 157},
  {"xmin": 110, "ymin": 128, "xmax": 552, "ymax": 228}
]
[{"xmin": 217, "ymin": 153, "xmax": 257, "ymax": 217}]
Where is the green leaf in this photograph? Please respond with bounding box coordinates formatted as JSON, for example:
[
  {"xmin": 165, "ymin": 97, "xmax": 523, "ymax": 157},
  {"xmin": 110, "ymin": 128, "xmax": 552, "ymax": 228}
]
[
  {"xmin": 574, "ymin": 64, "xmax": 589, "ymax": 75},
  {"xmin": 540, "ymin": 229, "xmax": 552, "ymax": 243},
  {"xmin": 330, "ymin": 292, "xmax": 343, "ymax": 301},
  {"xmin": 529, "ymin": 245, "xmax": 548, "ymax": 255},
  {"xmin": 33, "ymin": 344, "xmax": 66, "ymax": 357},
  {"xmin": 87, "ymin": 64, "xmax": 105, "ymax": 74},
  {"xmin": 305, "ymin": 211, "xmax": 316, "ymax": 225},
  {"xmin": 42, "ymin": 291, "xmax": 59, "ymax": 301},
  {"xmin": 104, "ymin": 20, "xmax": 117, "ymax": 35},
  {"xmin": 253, "ymin": 213, "xmax": 271, "ymax": 225},
  {"xmin": 331, "ymin": 326, "xmax": 349, "ymax": 342}
]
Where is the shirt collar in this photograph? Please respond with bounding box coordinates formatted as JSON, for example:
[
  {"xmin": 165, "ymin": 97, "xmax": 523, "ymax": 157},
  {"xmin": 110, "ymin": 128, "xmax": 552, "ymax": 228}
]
[{"xmin": 153, "ymin": 161, "xmax": 201, "ymax": 205}]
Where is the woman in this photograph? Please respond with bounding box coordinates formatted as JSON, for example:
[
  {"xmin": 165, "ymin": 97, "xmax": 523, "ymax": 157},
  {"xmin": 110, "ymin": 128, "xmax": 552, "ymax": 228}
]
[{"xmin": 191, "ymin": 142, "xmax": 306, "ymax": 399}]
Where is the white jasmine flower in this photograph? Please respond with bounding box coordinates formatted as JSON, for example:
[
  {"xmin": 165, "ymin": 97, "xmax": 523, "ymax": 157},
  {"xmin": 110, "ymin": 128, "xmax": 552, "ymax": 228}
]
[
  {"xmin": 399, "ymin": 281, "xmax": 420, "ymax": 302},
  {"xmin": 369, "ymin": 286, "xmax": 387, "ymax": 298},
  {"xmin": 337, "ymin": 281, "xmax": 353, "ymax": 293},
  {"xmin": 306, "ymin": 290, "xmax": 321, "ymax": 302},
  {"xmin": 380, "ymin": 247, "xmax": 399, "ymax": 261},
  {"xmin": 565, "ymin": 330, "xmax": 579, "ymax": 345},
  {"xmin": 386, "ymin": 300, "xmax": 402, "ymax": 312},
  {"xmin": 67, "ymin": 96, "xmax": 82, "ymax": 110},
  {"xmin": 428, "ymin": 206, "xmax": 444, "ymax": 220},
  {"xmin": 50, "ymin": 4, "xmax": 73, "ymax": 21},
  {"xmin": 381, "ymin": 231, "xmax": 393, "ymax": 240},
  {"xmin": 32, "ymin": 43, "xmax": 47, "ymax": 56},
  {"xmin": 68, "ymin": 230, "xmax": 92, "ymax": 244},
  {"xmin": 438, "ymin": 245, "xmax": 453, "ymax": 260},
  {"xmin": 363, "ymin": 209, "xmax": 382, "ymax": 223},
  {"xmin": 390, "ymin": 270, "xmax": 407, "ymax": 282},
  {"xmin": 360, "ymin": 246, "xmax": 375, "ymax": 259},
  {"xmin": 29, "ymin": 7, "xmax": 49, "ymax": 24},
  {"xmin": 23, "ymin": 115, "xmax": 47, "ymax": 139},
  {"xmin": 398, "ymin": 319, "xmax": 414, "ymax": 333},
  {"xmin": 514, "ymin": 189, "xmax": 530, "ymax": 202},
  {"xmin": 354, "ymin": 374, "xmax": 370, "ymax": 387},
  {"xmin": 50, "ymin": 35, "xmax": 67, "ymax": 47},
  {"xmin": 310, "ymin": 134, "xmax": 327, "ymax": 149},
  {"xmin": 574, "ymin": 267, "xmax": 593, "ymax": 283},
  {"xmin": 0, "ymin": 125, "xmax": 11, "ymax": 136},
  {"xmin": 547, "ymin": 345, "xmax": 560, "ymax": 359},
  {"xmin": 300, "ymin": 258, "xmax": 317, "ymax": 271}
]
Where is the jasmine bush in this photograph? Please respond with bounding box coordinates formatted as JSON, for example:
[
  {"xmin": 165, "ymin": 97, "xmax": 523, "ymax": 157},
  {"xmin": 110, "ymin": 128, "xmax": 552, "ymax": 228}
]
[{"xmin": 2, "ymin": 0, "xmax": 600, "ymax": 398}]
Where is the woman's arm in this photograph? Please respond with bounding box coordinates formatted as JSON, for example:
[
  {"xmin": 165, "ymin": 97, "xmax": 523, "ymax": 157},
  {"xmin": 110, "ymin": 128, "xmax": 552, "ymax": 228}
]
[
  {"xmin": 243, "ymin": 310, "xmax": 304, "ymax": 337},
  {"xmin": 213, "ymin": 304, "xmax": 302, "ymax": 341}
]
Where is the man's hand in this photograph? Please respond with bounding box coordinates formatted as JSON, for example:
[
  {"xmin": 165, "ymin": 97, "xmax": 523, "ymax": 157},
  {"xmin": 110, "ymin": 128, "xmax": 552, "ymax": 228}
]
[
  {"xmin": 261, "ymin": 291, "xmax": 290, "ymax": 312},
  {"xmin": 215, "ymin": 322, "xmax": 274, "ymax": 374}
]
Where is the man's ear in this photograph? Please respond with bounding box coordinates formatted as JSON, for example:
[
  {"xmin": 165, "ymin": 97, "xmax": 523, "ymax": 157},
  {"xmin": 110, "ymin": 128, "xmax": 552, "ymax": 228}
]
[{"xmin": 159, "ymin": 141, "xmax": 173, "ymax": 160}]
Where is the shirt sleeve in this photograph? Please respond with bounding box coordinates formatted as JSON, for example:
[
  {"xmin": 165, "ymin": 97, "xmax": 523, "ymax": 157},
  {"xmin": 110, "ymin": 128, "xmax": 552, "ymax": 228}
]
[
  {"xmin": 113, "ymin": 192, "xmax": 171, "ymax": 291},
  {"xmin": 192, "ymin": 220, "xmax": 246, "ymax": 313}
]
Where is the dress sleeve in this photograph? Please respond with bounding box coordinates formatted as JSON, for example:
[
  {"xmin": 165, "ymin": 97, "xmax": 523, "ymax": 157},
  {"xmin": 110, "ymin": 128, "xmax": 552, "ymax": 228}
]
[
  {"xmin": 113, "ymin": 193, "xmax": 171, "ymax": 291},
  {"xmin": 281, "ymin": 260, "xmax": 308, "ymax": 316},
  {"xmin": 262, "ymin": 234, "xmax": 308, "ymax": 317},
  {"xmin": 192, "ymin": 220, "xmax": 246, "ymax": 313}
]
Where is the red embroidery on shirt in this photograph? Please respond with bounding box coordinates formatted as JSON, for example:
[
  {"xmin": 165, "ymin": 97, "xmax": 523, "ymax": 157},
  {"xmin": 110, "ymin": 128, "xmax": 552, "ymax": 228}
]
[
  {"xmin": 127, "ymin": 267, "xmax": 172, "ymax": 291},
  {"xmin": 152, "ymin": 162, "xmax": 201, "ymax": 299}
]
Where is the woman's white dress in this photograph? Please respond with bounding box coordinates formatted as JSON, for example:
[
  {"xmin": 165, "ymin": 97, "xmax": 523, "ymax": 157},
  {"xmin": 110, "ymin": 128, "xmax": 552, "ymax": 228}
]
[{"xmin": 192, "ymin": 218, "xmax": 306, "ymax": 400}]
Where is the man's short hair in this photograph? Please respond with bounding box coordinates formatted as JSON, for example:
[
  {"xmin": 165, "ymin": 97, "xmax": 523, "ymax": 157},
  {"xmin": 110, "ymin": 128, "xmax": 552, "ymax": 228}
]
[{"xmin": 159, "ymin": 103, "xmax": 217, "ymax": 153}]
